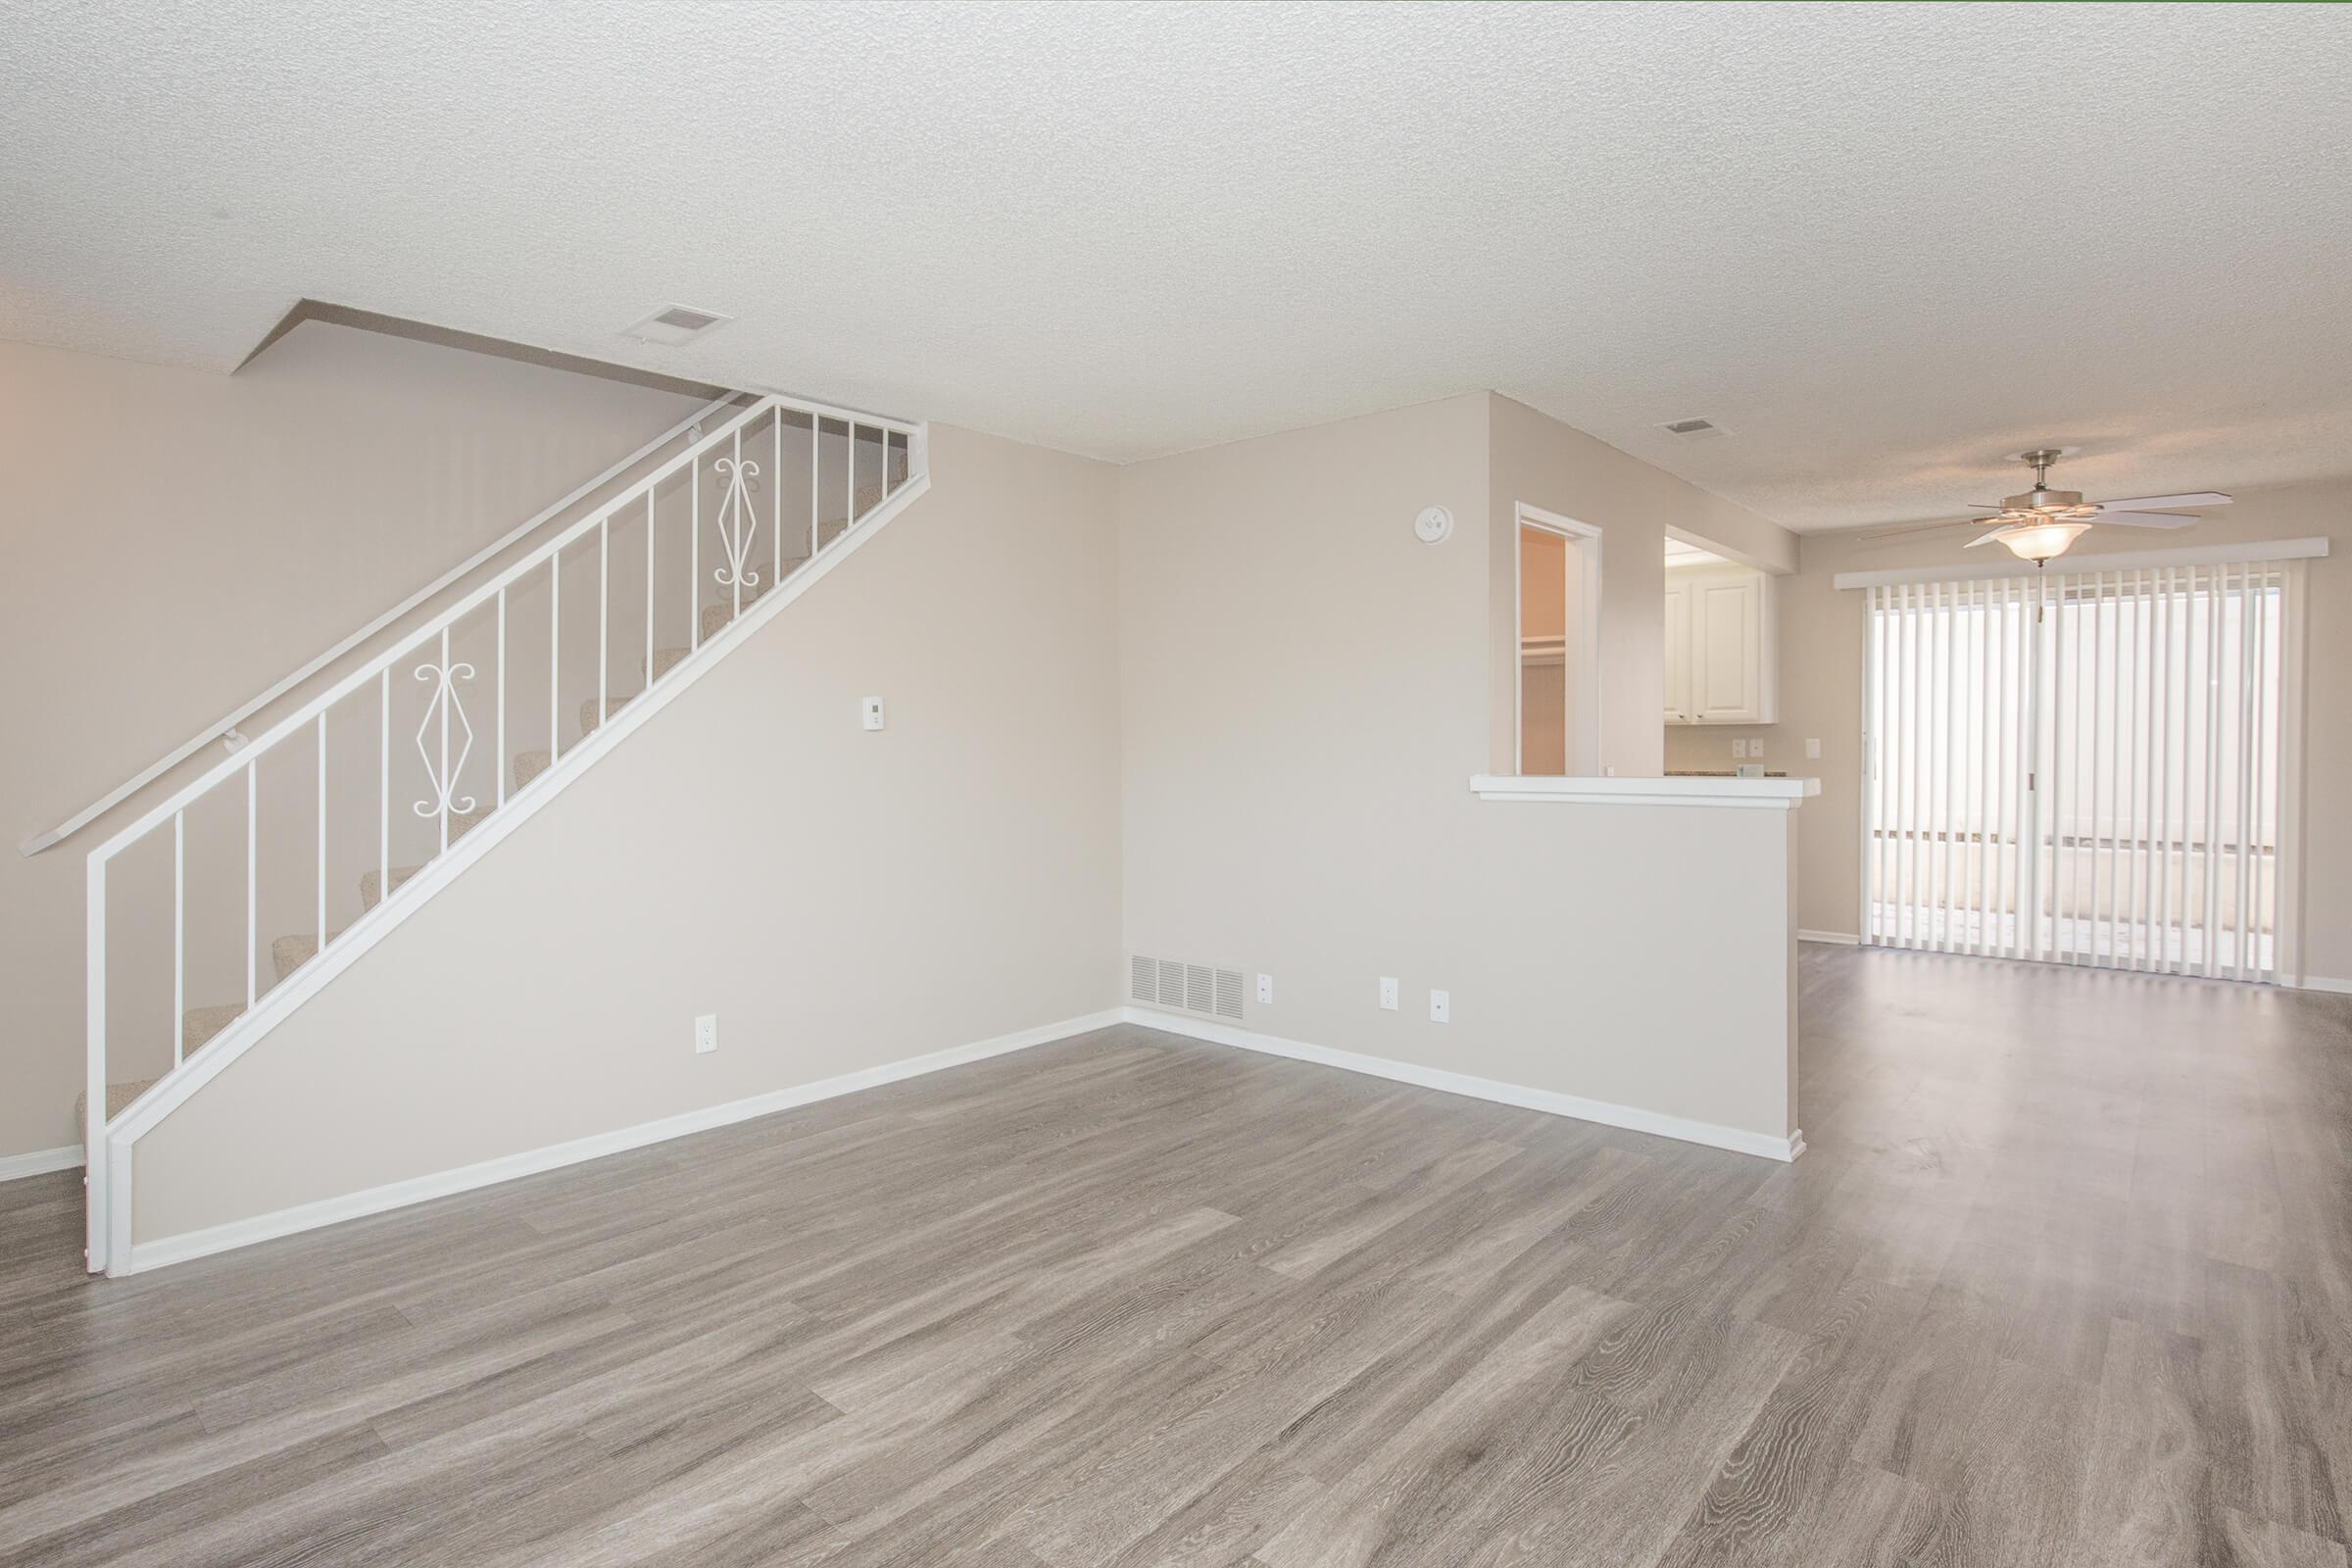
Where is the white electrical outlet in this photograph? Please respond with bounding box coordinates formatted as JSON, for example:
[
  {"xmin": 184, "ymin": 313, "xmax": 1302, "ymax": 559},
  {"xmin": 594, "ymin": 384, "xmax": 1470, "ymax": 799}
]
[
  {"xmin": 860, "ymin": 697, "xmax": 886, "ymax": 731},
  {"xmin": 1256, "ymin": 973, "xmax": 1274, "ymax": 1004},
  {"xmin": 1429, "ymin": 989, "xmax": 1450, "ymax": 1023},
  {"xmin": 1378, "ymin": 976, "xmax": 1398, "ymax": 1010},
  {"xmin": 1806, "ymin": 738, "xmax": 1823, "ymax": 760},
  {"xmin": 1732, "ymin": 739, "xmax": 1747, "ymax": 760},
  {"xmin": 1748, "ymin": 737, "xmax": 1765, "ymax": 759},
  {"xmin": 694, "ymin": 1013, "xmax": 718, "ymax": 1054}
]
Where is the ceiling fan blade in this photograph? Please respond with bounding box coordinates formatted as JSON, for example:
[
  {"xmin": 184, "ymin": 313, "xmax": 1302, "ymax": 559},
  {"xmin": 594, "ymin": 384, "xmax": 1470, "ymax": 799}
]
[
  {"xmin": 1962, "ymin": 529, "xmax": 2006, "ymax": 548},
  {"xmin": 2095, "ymin": 511, "xmax": 2200, "ymax": 529},
  {"xmin": 1855, "ymin": 518, "xmax": 1984, "ymax": 542},
  {"xmin": 2097, "ymin": 492, "xmax": 2230, "ymax": 511}
]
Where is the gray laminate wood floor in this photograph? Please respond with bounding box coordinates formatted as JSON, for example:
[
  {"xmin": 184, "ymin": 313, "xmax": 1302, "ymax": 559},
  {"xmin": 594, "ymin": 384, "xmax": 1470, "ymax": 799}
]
[{"xmin": 4, "ymin": 946, "xmax": 2349, "ymax": 1566}]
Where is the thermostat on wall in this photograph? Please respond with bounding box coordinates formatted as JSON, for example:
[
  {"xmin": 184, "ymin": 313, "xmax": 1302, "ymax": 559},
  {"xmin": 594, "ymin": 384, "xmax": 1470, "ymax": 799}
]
[{"xmin": 1414, "ymin": 505, "xmax": 1454, "ymax": 543}]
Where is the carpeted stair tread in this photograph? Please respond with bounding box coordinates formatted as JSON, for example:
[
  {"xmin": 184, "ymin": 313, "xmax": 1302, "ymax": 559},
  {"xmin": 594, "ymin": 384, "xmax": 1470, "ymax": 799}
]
[
  {"xmin": 699, "ymin": 578, "xmax": 776, "ymax": 642},
  {"xmin": 184, "ymin": 1003, "xmax": 245, "ymax": 1054},
  {"xmin": 80, "ymin": 1004, "xmax": 243, "ymax": 1143},
  {"xmin": 271, "ymin": 931, "xmax": 347, "ymax": 982},
  {"xmin": 514, "ymin": 749, "xmax": 551, "ymax": 790},
  {"xmin": 75, "ymin": 1077, "xmax": 159, "ymax": 1144},
  {"xmin": 579, "ymin": 696, "xmax": 632, "ymax": 737},
  {"xmin": 359, "ymin": 863, "xmax": 423, "ymax": 911}
]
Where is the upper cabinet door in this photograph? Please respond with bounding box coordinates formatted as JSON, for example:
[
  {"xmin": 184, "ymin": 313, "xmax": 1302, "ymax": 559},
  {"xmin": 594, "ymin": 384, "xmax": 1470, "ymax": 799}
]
[
  {"xmin": 1692, "ymin": 573, "xmax": 1761, "ymax": 722},
  {"xmin": 1663, "ymin": 577, "xmax": 1691, "ymax": 723},
  {"xmin": 1665, "ymin": 565, "xmax": 1777, "ymax": 725}
]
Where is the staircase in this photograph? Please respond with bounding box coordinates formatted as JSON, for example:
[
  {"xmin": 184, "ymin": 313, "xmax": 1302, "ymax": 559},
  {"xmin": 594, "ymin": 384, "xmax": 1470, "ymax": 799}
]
[{"xmin": 71, "ymin": 394, "xmax": 927, "ymax": 1273}]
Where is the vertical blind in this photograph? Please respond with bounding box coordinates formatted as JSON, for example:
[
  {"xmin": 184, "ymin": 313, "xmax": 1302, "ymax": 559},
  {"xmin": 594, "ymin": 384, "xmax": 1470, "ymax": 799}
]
[{"xmin": 1865, "ymin": 561, "xmax": 2289, "ymax": 982}]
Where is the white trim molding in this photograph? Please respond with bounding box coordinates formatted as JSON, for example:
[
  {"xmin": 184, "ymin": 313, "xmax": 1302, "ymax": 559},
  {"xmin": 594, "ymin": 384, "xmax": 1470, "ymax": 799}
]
[
  {"xmin": 118, "ymin": 1006, "xmax": 1123, "ymax": 1275},
  {"xmin": 1798, "ymin": 929, "xmax": 1861, "ymax": 946},
  {"xmin": 0, "ymin": 1145, "xmax": 81, "ymax": 1184},
  {"xmin": 1833, "ymin": 536, "xmax": 2328, "ymax": 592},
  {"xmin": 1123, "ymin": 1005, "xmax": 1803, "ymax": 1162},
  {"xmin": 2297, "ymin": 974, "xmax": 2352, "ymax": 996},
  {"xmin": 1470, "ymin": 773, "xmax": 1819, "ymax": 809}
]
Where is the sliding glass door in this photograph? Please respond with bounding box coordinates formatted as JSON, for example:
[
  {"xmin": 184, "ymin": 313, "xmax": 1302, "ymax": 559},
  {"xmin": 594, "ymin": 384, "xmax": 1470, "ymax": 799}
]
[{"xmin": 1865, "ymin": 561, "xmax": 2293, "ymax": 981}]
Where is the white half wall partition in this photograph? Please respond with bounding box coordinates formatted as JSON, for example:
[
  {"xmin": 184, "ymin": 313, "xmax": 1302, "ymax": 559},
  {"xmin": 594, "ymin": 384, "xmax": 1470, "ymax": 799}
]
[{"xmin": 1120, "ymin": 394, "xmax": 1812, "ymax": 1160}]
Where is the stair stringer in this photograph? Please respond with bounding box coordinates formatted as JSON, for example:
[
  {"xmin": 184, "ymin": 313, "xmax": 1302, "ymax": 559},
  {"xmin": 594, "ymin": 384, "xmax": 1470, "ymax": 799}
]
[{"xmin": 96, "ymin": 449, "xmax": 933, "ymax": 1275}]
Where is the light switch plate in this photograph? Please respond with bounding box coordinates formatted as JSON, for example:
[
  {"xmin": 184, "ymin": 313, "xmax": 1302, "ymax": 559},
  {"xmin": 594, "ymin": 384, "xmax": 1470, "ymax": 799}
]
[
  {"xmin": 860, "ymin": 696, "xmax": 885, "ymax": 731},
  {"xmin": 1806, "ymin": 738, "xmax": 1823, "ymax": 760},
  {"xmin": 1429, "ymin": 989, "xmax": 1450, "ymax": 1023},
  {"xmin": 1256, "ymin": 973, "xmax": 1274, "ymax": 1004},
  {"xmin": 1748, "ymin": 737, "xmax": 1765, "ymax": 758}
]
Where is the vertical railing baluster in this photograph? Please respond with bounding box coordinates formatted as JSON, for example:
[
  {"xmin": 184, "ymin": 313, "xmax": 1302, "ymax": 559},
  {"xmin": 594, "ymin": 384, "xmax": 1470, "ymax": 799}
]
[
  {"xmin": 731, "ymin": 426, "xmax": 744, "ymax": 624},
  {"xmin": 378, "ymin": 667, "xmax": 390, "ymax": 906},
  {"xmin": 244, "ymin": 761, "xmax": 257, "ymax": 1009},
  {"xmin": 85, "ymin": 857, "xmax": 106, "ymax": 1271},
  {"xmin": 172, "ymin": 810, "xmax": 184, "ymax": 1068},
  {"xmin": 599, "ymin": 515, "xmax": 610, "ymax": 737},
  {"xmin": 316, "ymin": 710, "xmax": 327, "ymax": 961},
  {"xmin": 438, "ymin": 626, "xmax": 453, "ymax": 857},
  {"xmin": 771, "ymin": 410, "xmax": 782, "ymax": 581},
  {"xmin": 495, "ymin": 588, "xmax": 508, "ymax": 807},
  {"xmin": 644, "ymin": 491, "xmax": 656, "ymax": 682},
  {"xmin": 550, "ymin": 556, "xmax": 562, "ymax": 761},
  {"xmin": 690, "ymin": 454, "xmax": 701, "ymax": 651},
  {"xmin": 847, "ymin": 421, "xmax": 858, "ymax": 528},
  {"xmin": 808, "ymin": 416, "xmax": 820, "ymax": 560}
]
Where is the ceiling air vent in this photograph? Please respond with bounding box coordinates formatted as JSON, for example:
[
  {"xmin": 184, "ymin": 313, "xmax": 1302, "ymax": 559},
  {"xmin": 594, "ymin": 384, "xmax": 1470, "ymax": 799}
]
[
  {"xmin": 623, "ymin": 304, "xmax": 732, "ymax": 347},
  {"xmin": 1131, "ymin": 954, "xmax": 1249, "ymax": 1021},
  {"xmin": 1660, "ymin": 417, "xmax": 1727, "ymax": 440}
]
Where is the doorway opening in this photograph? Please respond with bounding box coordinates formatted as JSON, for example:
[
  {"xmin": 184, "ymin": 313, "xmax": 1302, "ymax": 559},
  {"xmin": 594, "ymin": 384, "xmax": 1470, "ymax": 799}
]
[{"xmin": 1515, "ymin": 504, "xmax": 1601, "ymax": 775}]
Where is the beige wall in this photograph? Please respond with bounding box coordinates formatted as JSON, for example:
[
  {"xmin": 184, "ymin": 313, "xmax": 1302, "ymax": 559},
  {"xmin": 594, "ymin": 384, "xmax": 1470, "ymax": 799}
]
[
  {"xmin": 1676, "ymin": 482, "xmax": 2351, "ymax": 980},
  {"xmin": 1119, "ymin": 395, "xmax": 1803, "ymax": 1145},
  {"xmin": 0, "ymin": 323, "xmax": 710, "ymax": 1159},
  {"xmin": 133, "ymin": 422, "xmax": 1123, "ymax": 1240}
]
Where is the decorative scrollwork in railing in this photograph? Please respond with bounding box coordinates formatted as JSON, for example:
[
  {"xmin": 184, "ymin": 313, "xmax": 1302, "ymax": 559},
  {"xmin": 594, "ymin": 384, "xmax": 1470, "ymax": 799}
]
[
  {"xmin": 710, "ymin": 455, "xmax": 762, "ymax": 591},
  {"xmin": 412, "ymin": 658, "xmax": 478, "ymax": 819}
]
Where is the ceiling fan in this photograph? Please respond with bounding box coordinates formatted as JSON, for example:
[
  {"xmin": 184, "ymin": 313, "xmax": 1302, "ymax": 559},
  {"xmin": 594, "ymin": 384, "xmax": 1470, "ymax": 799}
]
[{"xmin": 1865, "ymin": 449, "xmax": 2231, "ymax": 565}]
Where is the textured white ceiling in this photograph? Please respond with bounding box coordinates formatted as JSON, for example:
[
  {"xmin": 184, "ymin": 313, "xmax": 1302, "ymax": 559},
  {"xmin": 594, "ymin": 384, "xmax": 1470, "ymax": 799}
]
[{"xmin": 5, "ymin": 2, "xmax": 2348, "ymax": 530}]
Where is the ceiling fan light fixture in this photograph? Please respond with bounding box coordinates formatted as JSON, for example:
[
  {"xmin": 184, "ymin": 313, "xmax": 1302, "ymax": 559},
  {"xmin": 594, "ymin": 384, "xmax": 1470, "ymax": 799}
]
[{"xmin": 1993, "ymin": 519, "xmax": 2091, "ymax": 565}]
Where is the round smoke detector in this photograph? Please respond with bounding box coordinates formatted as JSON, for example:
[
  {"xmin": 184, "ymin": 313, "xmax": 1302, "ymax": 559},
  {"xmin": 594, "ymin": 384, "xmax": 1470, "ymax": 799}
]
[{"xmin": 1414, "ymin": 505, "xmax": 1454, "ymax": 544}]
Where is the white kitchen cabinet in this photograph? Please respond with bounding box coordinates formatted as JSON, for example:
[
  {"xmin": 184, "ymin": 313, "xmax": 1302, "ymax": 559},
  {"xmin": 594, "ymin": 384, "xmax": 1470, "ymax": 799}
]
[{"xmin": 1664, "ymin": 564, "xmax": 1777, "ymax": 725}]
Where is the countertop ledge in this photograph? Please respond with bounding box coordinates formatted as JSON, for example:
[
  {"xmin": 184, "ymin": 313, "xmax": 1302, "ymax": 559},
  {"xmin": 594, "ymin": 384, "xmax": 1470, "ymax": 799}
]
[{"xmin": 1469, "ymin": 774, "xmax": 1820, "ymax": 809}]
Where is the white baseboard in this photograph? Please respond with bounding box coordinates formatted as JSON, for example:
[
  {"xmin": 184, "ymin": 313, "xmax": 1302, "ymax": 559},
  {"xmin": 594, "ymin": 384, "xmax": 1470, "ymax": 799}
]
[
  {"xmin": 120, "ymin": 1007, "xmax": 1123, "ymax": 1276},
  {"xmin": 2297, "ymin": 974, "xmax": 2352, "ymax": 996},
  {"xmin": 1798, "ymin": 930, "xmax": 1861, "ymax": 946},
  {"xmin": 0, "ymin": 1145, "xmax": 81, "ymax": 1184},
  {"xmin": 1121, "ymin": 1006, "xmax": 1803, "ymax": 1163}
]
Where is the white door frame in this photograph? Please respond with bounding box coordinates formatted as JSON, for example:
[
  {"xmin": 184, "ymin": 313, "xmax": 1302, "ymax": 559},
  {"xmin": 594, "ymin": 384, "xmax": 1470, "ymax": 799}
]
[{"xmin": 1514, "ymin": 503, "xmax": 1603, "ymax": 775}]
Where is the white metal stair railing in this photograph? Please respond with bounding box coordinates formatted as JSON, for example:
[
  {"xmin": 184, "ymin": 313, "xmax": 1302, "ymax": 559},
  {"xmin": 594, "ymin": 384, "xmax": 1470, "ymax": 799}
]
[
  {"xmin": 20, "ymin": 390, "xmax": 746, "ymax": 859},
  {"xmin": 81, "ymin": 392, "xmax": 929, "ymax": 1273}
]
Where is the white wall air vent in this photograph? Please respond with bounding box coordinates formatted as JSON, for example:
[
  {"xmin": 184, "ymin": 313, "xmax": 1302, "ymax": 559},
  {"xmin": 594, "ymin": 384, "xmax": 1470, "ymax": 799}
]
[
  {"xmin": 623, "ymin": 304, "xmax": 732, "ymax": 347},
  {"xmin": 1212, "ymin": 967, "xmax": 1245, "ymax": 1020},
  {"xmin": 1130, "ymin": 954, "xmax": 1248, "ymax": 1021}
]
